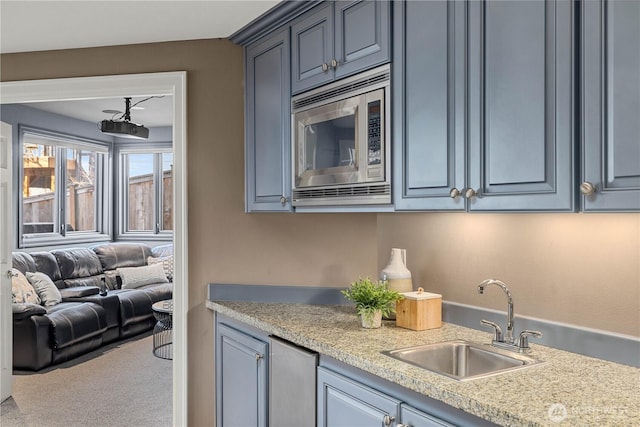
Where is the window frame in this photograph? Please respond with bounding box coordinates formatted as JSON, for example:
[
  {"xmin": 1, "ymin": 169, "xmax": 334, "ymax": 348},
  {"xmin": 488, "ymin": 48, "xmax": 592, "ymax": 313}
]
[
  {"xmin": 116, "ymin": 142, "xmax": 173, "ymax": 241},
  {"xmin": 18, "ymin": 126, "xmax": 111, "ymax": 249}
]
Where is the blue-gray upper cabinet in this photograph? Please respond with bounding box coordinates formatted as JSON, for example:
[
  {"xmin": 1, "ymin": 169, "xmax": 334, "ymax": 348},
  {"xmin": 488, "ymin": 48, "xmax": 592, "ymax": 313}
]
[
  {"xmin": 245, "ymin": 27, "xmax": 292, "ymax": 212},
  {"xmin": 581, "ymin": 0, "xmax": 640, "ymax": 212},
  {"xmin": 467, "ymin": 0, "xmax": 576, "ymax": 211},
  {"xmin": 393, "ymin": 0, "xmax": 467, "ymax": 211},
  {"xmin": 317, "ymin": 367, "xmax": 400, "ymax": 427},
  {"xmin": 215, "ymin": 322, "xmax": 268, "ymax": 427},
  {"xmin": 291, "ymin": 0, "xmax": 390, "ymax": 95}
]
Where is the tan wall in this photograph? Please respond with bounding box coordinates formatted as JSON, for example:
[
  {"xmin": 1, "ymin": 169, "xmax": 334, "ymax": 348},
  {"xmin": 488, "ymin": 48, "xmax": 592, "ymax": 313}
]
[
  {"xmin": 377, "ymin": 213, "xmax": 640, "ymax": 337},
  {"xmin": 3, "ymin": 40, "xmax": 639, "ymax": 426},
  {"xmin": 1, "ymin": 40, "xmax": 379, "ymax": 426}
]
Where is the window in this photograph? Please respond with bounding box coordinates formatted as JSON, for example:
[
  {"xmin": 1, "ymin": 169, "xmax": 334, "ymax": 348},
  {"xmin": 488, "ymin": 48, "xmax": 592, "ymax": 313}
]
[
  {"xmin": 20, "ymin": 128, "xmax": 110, "ymax": 247},
  {"xmin": 118, "ymin": 146, "xmax": 172, "ymax": 239}
]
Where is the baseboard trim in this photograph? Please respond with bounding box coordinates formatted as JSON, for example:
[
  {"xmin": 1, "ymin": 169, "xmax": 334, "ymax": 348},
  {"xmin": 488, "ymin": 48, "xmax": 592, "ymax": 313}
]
[{"xmin": 208, "ymin": 283, "xmax": 640, "ymax": 367}]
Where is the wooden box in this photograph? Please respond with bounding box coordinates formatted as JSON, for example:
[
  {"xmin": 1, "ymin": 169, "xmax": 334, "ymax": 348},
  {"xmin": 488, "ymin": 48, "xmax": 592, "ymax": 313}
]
[{"xmin": 395, "ymin": 289, "xmax": 442, "ymax": 331}]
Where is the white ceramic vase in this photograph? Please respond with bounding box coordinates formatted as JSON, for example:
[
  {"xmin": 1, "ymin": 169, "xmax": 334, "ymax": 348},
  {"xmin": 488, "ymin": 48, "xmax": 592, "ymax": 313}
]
[{"xmin": 380, "ymin": 248, "xmax": 413, "ymax": 293}]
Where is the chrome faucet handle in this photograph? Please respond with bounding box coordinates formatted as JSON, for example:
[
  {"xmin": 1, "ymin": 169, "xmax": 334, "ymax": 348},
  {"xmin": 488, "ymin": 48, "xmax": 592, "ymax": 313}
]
[
  {"xmin": 480, "ymin": 319, "xmax": 503, "ymax": 342},
  {"xmin": 518, "ymin": 330, "xmax": 542, "ymax": 352}
]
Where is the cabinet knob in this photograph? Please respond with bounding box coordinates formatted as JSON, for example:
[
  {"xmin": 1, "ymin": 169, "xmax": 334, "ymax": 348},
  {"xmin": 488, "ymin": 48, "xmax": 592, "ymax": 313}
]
[
  {"xmin": 255, "ymin": 353, "xmax": 264, "ymax": 361},
  {"xmin": 449, "ymin": 188, "xmax": 461, "ymax": 199},
  {"xmin": 580, "ymin": 181, "xmax": 596, "ymax": 196},
  {"xmin": 322, "ymin": 63, "xmax": 329, "ymax": 72},
  {"xmin": 383, "ymin": 415, "xmax": 396, "ymax": 426},
  {"xmin": 464, "ymin": 188, "xmax": 477, "ymax": 199},
  {"xmin": 330, "ymin": 59, "xmax": 338, "ymax": 68},
  {"xmin": 279, "ymin": 196, "xmax": 288, "ymax": 206}
]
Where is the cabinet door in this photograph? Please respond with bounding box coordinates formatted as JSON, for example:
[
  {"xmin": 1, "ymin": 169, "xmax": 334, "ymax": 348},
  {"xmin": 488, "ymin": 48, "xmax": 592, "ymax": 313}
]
[
  {"xmin": 216, "ymin": 323, "xmax": 268, "ymax": 427},
  {"xmin": 317, "ymin": 367, "xmax": 400, "ymax": 427},
  {"xmin": 291, "ymin": 2, "xmax": 334, "ymax": 94},
  {"xmin": 245, "ymin": 28, "xmax": 292, "ymax": 212},
  {"xmin": 467, "ymin": 0, "xmax": 575, "ymax": 211},
  {"xmin": 400, "ymin": 404, "xmax": 454, "ymax": 427},
  {"xmin": 334, "ymin": 0, "xmax": 390, "ymax": 80},
  {"xmin": 393, "ymin": 0, "xmax": 466, "ymax": 210},
  {"xmin": 582, "ymin": 0, "xmax": 640, "ymax": 211}
]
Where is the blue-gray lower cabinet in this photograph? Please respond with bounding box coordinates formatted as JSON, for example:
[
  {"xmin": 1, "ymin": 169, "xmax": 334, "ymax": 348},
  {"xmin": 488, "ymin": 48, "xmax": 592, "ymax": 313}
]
[
  {"xmin": 215, "ymin": 322, "xmax": 268, "ymax": 427},
  {"xmin": 400, "ymin": 404, "xmax": 455, "ymax": 427},
  {"xmin": 245, "ymin": 27, "xmax": 292, "ymax": 212},
  {"xmin": 317, "ymin": 367, "xmax": 401, "ymax": 427},
  {"xmin": 467, "ymin": 0, "xmax": 576, "ymax": 211},
  {"xmin": 581, "ymin": 0, "xmax": 640, "ymax": 211}
]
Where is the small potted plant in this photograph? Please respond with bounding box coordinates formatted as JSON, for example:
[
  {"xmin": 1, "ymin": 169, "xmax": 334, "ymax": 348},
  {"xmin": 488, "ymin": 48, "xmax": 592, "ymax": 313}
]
[{"xmin": 341, "ymin": 277, "xmax": 404, "ymax": 328}]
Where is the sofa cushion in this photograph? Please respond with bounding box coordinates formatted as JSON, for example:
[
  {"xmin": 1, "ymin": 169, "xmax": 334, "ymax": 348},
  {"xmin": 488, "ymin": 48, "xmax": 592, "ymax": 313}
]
[
  {"xmin": 137, "ymin": 282, "xmax": 173, "ymax": 302},
  {"xmin": 12, "ymin": 252, "xmax": 36, "ymax": 275},
  {"xmin": 151, "ymin": 243, "xmax": 173, "ymax": 258},
  {"xmin": 52, "ymin": 248, "xmax": 104, "ymax": 288},
  {"xmin": 119, "ymin": 264, "xmax": 169, "ymax": 289},
  {"xmin": 31, "ymin": 251, "xmax": 65, "ymax": 289},
  {"xmin": 27, "ymin": 272, "xmax": 62, "ymax": 307},
  {"xmin": 12, "ymin": 269, "xmax": 41, "ymax": 305},
  {"xmin": 46, "ymin": 302, "xmax": 107, "ymax": 349},
  {"xmin": 92, "ymin": 242, "xmax": 152, "ymax": 271},
  {"xmin": 147, "ymin": 255, "xmax": 174, "ymax": 281}
]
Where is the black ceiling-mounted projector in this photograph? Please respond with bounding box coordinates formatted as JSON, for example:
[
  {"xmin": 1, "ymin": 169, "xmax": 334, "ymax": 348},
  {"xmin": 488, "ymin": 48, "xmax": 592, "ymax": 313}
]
[{"xmin": 100, "ymin": 97, "xmax": 149, "ymax": 139}]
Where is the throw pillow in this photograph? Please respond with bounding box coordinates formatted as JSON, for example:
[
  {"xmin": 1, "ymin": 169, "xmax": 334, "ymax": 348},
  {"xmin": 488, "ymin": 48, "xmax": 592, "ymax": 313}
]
[
  {"xmin": 26, "ymin": 271, "xmax": 62, "ymax": 307},
  {"xmin": 11, "ymin": 269, "xmax": 41, "ymax": 305},
  {"xmin": 147, "ymin": 255, "xmax": 174, "ymax": 281},
  {"xmin": 118, "ymin": 263, "xmax": 169, "ymax": 289}
]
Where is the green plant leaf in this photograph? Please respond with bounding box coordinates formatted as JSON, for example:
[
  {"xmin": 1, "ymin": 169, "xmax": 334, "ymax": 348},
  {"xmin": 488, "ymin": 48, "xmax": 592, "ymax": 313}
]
[{"xmin": 341, "ymin": 277, "xmax": 404, "ymax": 316}]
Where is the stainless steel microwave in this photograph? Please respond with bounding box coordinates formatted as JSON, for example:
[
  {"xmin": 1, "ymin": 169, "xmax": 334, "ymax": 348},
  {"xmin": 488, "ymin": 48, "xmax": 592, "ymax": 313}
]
[{"xmin": 291, "ymin": 64, "xmax": 391, "ymax": 207}]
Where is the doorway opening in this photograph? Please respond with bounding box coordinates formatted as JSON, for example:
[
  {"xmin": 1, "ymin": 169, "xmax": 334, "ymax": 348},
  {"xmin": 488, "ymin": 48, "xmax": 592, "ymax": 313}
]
[{"xmin": 0, "ymin": 72, "xmax": 188, "ymax": 426}]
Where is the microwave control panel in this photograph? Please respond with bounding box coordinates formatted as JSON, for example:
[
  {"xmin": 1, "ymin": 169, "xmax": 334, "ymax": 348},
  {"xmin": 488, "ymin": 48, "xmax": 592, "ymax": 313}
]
[{"xmin": 367, "ymin": 100, "xmax": 382, "ymax": 166}]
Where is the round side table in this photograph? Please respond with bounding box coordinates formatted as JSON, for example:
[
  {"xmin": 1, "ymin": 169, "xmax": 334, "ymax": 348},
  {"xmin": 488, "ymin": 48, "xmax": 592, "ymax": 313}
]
[{"xmin": 152, "ymin": 299, "xmax": 173, "ymax": 360}]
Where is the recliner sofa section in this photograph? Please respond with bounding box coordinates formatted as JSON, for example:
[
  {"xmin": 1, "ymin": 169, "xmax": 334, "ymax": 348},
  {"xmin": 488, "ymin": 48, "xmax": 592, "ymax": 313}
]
[
  {"xmin": 11, "ymin": 242, "xmax": 173, "ymax": 371},
  {"xmin": 91, "ymin": 243, "xmax": 172, "ymax": 338}
]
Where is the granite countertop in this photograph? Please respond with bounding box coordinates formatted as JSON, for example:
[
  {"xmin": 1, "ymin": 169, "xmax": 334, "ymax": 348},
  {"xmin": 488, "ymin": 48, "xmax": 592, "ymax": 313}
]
[{"xmin": 207, "ymin": 300, "xmax": 639, "ymax": 427}]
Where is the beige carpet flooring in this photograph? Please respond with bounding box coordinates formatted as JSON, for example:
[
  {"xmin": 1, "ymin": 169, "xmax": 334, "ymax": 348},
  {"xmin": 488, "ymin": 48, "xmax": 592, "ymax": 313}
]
[{"xmin": 0, "ymin": 332, "xmax": 172, "ymax": 427}]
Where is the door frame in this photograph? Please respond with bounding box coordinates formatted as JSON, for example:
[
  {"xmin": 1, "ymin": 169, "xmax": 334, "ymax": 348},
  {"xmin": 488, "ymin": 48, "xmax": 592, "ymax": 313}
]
[
  {"xmin": 0, "ymin": 72, "xmax": 188, "ymax": 426},
  {"xmin": 0, "ymin": 121, "xmax": 13, "ymax": 402}
]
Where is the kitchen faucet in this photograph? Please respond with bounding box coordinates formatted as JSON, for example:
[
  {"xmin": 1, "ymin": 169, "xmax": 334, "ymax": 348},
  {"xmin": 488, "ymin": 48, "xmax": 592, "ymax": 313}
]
[{"xmin": 477, "ymin": 279, "xmax": 542, "ymax": 353}]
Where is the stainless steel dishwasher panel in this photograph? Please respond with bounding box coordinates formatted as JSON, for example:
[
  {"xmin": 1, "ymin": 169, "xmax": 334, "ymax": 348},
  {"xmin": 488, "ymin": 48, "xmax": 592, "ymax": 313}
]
[{"xmin": 269, "ymin": 336, "xmax": 318, "ymax": 427}]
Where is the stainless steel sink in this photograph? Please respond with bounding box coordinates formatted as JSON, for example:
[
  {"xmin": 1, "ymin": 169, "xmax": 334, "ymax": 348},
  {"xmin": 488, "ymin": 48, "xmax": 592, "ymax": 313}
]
[{"xmin": 382, "ymin": 340, "xmax": 544, "ymax": 381}]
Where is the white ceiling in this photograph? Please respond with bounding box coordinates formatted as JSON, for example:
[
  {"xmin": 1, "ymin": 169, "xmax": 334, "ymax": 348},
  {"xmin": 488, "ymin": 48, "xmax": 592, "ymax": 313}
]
[
  {"xmin": 0, "ymin": 0, "xmax": 280, "ymax": 54},
  {"xmin": 1, "ymin": 0, "xmax": 280, "ymax": 127}
]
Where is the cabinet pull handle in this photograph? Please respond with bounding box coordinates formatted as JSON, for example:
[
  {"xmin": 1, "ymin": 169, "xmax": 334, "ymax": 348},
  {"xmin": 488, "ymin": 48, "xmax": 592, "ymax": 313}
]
[
  {"xmin": 449, "ymin": 188, "xmax": 461, "ymax": 199},
  {"xmin": 330, "ymin": 59, "xmax": 338, "ymax": 68},
  {"xmin": 383, "ymin": 414, "xmax": 396, "ymax": 426},
  {"xmin": 464, "ymin": 188, "xmax": 477, "ymax": 199},
  {"xmin": 322, "ymin": 63, "xmax": 329, "ymax": 72},
  {"xmin": 580, "ymin": 181, "xmax": 596, "ymax": 196}
]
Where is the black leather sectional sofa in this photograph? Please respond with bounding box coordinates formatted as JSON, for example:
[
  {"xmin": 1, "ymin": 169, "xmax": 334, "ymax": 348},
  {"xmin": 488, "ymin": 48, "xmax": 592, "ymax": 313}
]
[{"xmin": 12, "ymin": 242, "xmax": 173, "ymax": 370}]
